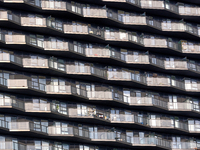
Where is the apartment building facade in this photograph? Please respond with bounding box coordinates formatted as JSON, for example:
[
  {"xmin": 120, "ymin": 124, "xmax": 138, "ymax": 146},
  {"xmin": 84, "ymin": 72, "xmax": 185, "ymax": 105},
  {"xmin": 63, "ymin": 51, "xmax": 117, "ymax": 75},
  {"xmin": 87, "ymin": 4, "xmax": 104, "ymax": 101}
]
[{"xmin": 0, "ymin": 0, "xmax": 200, "ymax": 149}]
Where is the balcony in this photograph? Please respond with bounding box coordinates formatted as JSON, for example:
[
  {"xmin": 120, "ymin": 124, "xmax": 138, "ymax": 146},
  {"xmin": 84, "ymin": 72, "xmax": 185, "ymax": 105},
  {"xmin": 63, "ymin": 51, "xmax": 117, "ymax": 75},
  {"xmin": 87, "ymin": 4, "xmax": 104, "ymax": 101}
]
[
  {"xmin": 87, "ymin": 90, "xmax": 113, "ymax": 102},
  {"xmin": 45, "ymin": 85, "xmax": 73, "ymax": 95},
  {"xmin": 146, "ymin": 76, "xmax": 171, "ymax": 87},
  {"xmin": 185, "ymin": 80, "xmax": 200, "ymax": 92},
  {"xmin": 64, "ymin": 24, "xmax": 88, "ymax": 34},
  {"xmin": 48, "ymin": 126, "xmax": 90, "ymax": 141},
  {"xmin": 179, "ymin": 40, "xmax": 200, "ymax": 54},
  {"xmin": 144, "ymin": 38, "xmax": 167, "ymax": 48},
  {"xmin": 21, "ymin": 16, "xmax": 46, "ymax": 27},
  {"xmin": 122, "ymin": 15, "xmax": 147, "ymax": 25},
  {"xmin": 83, "ymin": 7, "xmax": 107, "ymax": 18},
  {"xmin": 44, "ymin": 40, "xmax": 69, "ymax": 51},
  {"xmin": 126, "ymin": 54, "xmax": 149, "ymax": 64},
  {"xmin": 0, "ymin": 97, "xmax": 24, "ymax": 110},
  {"xmin": 164, "ymin": 60, "xmax": 188, "ymax": 70},
  {"xmin": 0, "ymin": 141, "xmax": 26, "ymax": 150},
  {"xmin": 22, "ymin": 58, "xmax": 49, "ymax": 68},
  {"xmin": 149, "ymin": 119, "xmax": 188, "ymax": 132},
  {"xmin": 131, "ymin": 137, "xmax": 171, "ymax": 149},
  {"xmin": 140, "ymin": 0, "xmax": 165, "ymax": 9},
  {"xmin": 25, "ymin": 102, "xmax": 51, "ymax": 112},
  {"xmin": 168, "ymin": 102, "xmax": 200, "ymax": 112},
  {"xmin": 0, "ymin": 51, "xmax": 22, "ymax": 65},
  {"xmin": 5, "ymin": 34, "xmax": 26, "ymax": 44},
  {"xmin": 178, "ymin": 5, "xmax": 200, "ymax": 16},
  {"xmin": 85, "ymin": 47, "xmax": 110, "ymax": 58},
  {"xmin": 104, "ymin": 31, "xmax": 129, "ymax": 41},
  {"xmin": 41, "ymin": 1, "xmax": 67, "ymax": 11},
  {"xmin": 89, "ymin": 131, "xmax": 131, "ymax": 147},
  {"xmin": 128, "ymin": 96, "xmax": 168, "ymax": 109},
  {"xmin": 66, "ymin": 64, "xmax": 107, "ymax": 79},
  {"xmin": 0, "ymin": 11, "xmax": 8, "ymax": 20},
  {"xmin": 9, "ymin": 121, "xmax": 48, "ymax": 135}
]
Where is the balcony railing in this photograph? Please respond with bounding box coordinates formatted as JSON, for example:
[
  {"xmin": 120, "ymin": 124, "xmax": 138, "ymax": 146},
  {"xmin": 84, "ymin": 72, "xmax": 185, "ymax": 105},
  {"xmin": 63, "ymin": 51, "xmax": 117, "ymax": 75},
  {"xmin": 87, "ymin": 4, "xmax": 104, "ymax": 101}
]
[
  {"xmin": 90, "ymin": 131, "xmax": 116, "ymax": 141},
  {"xmin": 0, "ymin": 11, "xmax": 8, "ymax": 20},
  {"xmin": 144, "ymin": 38, "xmax": 167, "ymax": 48},
  {"xmin": 122, "ymin": 16, "xmax": 146, "ymax": 25},
  {"xmin": 83, "ymin": 8, "xmax": 107, "ymax": 18},
  {"xmin": 25, "ymin": 103, "xmax": 51, "ymax": 112},
  {"xmin": 85, "ymin": 48, "xmax": 110, "ymax": 58},
  {"xmin": 41, "ymin": 1, "xmax": 67, "ymax": 10},
  {"xmin": 48, "ymin": 126, "xmax": 89, "ymax": 138},
  {"xmin": 9, "ymin": 121, "xmax": 48, "ymax": 133},
  {"xmin": 64, "ymin": 24, "xmax": 88, "ymax": 34},
  {"xmin": 23, "ymin": 58, "xmax": 48, "ymax": 68},
  {"xmin": 45, "ymin": 85, "xmax": 72, "ymax": 94},
  {"xmin": 87, "ymin": 91, "xmax": 113, "ymax": 100},
  {"xmin": 140, "ymin": 0, "xmax": 165, "ymax": 9},
  {"xmin": 5, "ymin": 35, "xmax": 26, "ymax": 44},
  {"xmin": 0, "ymin": 97, "xmax": 24, "ymax": 110},
  {"xmin": 44, "ymin": 41, "xmax": 69, "ymax": 51},
  {"xmin": 164, "ymin": 61, "xmax": 188, "ymax": 70},
  {"xmin": 178, "ymin": 5, "xmax": 200, "ymax": 16},
  {"xmin": 21, "ymin": 17, "xmax": 46, "ymax": 27},
  {"xmin": 126, "ymin": 55, "xmax": 149, "ymax": 64},
  {"xmin": 146, "ymin": 77, "xmax": 171, "ymax": 86},
  {"xmin": 104, "ymin": 31, "xmax": 129, "ymax": 41}
]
